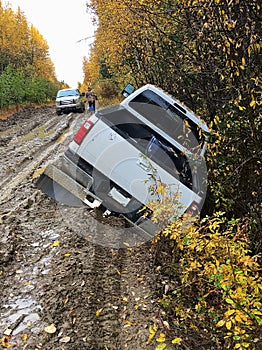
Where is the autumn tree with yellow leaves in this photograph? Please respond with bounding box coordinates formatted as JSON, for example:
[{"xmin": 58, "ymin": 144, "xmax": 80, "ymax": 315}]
[{"xmin": 0, "ymin": 2, "xmax": 59, "ymax": 109}]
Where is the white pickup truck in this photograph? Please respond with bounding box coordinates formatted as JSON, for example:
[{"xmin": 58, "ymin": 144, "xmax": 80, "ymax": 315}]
[{"xmin": 37, "ymin": 84, "xmax": 209, "ymax": 236}]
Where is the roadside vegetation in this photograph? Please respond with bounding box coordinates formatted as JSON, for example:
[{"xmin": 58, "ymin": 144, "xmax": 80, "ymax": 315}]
[
  {"xmin": 1, "ymin": 0, "xmax": 261, "ymax": 348},
  {"xmin": 0, "ymin": 3, "xmax": 60, "ymax": 113}
]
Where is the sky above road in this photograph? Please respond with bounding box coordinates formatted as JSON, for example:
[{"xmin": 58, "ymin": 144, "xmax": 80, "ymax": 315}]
[{"xmin": 7, "ymin": 0, "xmax": 95, "ymax": 87}]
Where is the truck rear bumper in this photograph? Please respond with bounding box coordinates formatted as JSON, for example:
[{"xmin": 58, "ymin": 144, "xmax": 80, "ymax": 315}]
[
  {"xmin": 37, "ymin": 151, "xmax": 160, "ymax": 237},
  {"xmin": 41, "ymin": 164, "xmax": 102, "ymax": 209}
]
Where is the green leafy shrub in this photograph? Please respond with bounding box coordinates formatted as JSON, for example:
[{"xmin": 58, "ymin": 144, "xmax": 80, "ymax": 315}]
[{"xmin": 0, "ymin": 65, "xmax": 58, "ymax": 109}]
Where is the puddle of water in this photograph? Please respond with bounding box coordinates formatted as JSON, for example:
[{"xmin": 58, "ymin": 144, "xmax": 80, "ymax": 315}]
[
  {"xmin": 14, "ymin": 313, "xmax": 40, "ymax": 335},
  {"xmin": 1, "ymin": 295, "xmax": 41, "ymax": 335},
  {"xmin": 4, "ymin": 295, "xmax": 34, "ymax": 310},
  {"xmin": 0, "ymin": 229, "xmax": 60, "ymax": 335},
  {"xmin": 40, "ymin": 229, "xmax": 60, "ymax": 241},
  {"xmin": 32, "ymin": 255, "xmax": 52, "ymax": 276}
]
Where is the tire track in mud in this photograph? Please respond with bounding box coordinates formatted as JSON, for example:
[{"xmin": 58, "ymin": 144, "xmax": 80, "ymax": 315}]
[
  {"xmin": 32, "ymin": 229, "xmax": 158, "ymax": 350},
  {"xmin": 31, "ymin": 205, "xmax": 125, "ymax": 350},
  {"xmin": 24, "ymin": 201, "xmax": 158, "ymax": 349},
  {"xmin": 89, "ymin": 245, "xmax": 124, "ymax": 350},
  {"xmin": 31, "ymin": 229, "xmax": 125, "ymax": 350},
  {"xmin": 0, "ymin": 111, "xmax": 87, "ymax": 207},
  {"xmin": 118, "ymin": 245, "xmax": 159, "ymax": 349}
]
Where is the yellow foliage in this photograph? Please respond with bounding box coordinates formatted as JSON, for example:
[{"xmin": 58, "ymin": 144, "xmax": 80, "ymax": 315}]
[
  {"xmin": 147, "ymin": 323, "xmax": 158, "ymax": 344},
  {"xmin": 160, "ymin": 212, "xmax": 262, "ymax": 348},
  {"xmin": 226, "ymin": 320, "xmax": 232, "ymax": 330},
  {"xmin": 0, "ymin": 4, "xmax": 56, "ymax": 82},
  {"xmin": 172, "ymin": 337, "xmax": 182, "ymax": 344},
  {"xmin": 156, "ymin": 333, "xmax": 166, "ymax": 342}
]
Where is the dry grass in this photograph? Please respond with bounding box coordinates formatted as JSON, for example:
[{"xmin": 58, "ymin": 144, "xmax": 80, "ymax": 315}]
[{"xmin": 0, "ymin": 102, "xmax": 53, "ymax": 120}]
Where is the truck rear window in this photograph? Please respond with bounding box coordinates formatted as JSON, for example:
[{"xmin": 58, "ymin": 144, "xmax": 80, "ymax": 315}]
[{"xmin": 129, "ymin": 90, "xmax": 204, "ymax": 149}]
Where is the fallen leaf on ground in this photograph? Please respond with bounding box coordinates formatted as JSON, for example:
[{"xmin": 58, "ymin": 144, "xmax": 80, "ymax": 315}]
[
  {"xmin": 49, "ymin": 241, "xmax": 60, "ymax": 249},
  {"xmin": 3, "ymin": 329, "xmax": 12, "ymax": 336},
  {"xmin": 59, "ymin": 336, "xmax": 70, "ymax": 343},
  {"xmin": 124, "ymin": 320, "xmax": 133, "ymax": 326},
  {"xmin": 44, "ymin": 324, "xmax": 56, "ymax": 334},
  {"xmin": 96, "ymin": 308, "xmax": 103, "ymax": 317},
  {"xmin": 22, "ymin": 334, "xmax": 28, "ymax": 341},
  {"xmin": 155, "ymin": 343, "xmax": 167, "ymax": 350},
  {"xmin": 1, "ymin": 335, "xmax": 16, "ymax": 348},
  {"xmin": 32, "ymin": 167, "xmax": 46, "ymax": 179},
  {"xmin": 147, "ymin": 323, "xmax": 158, "ymax": 344},
  {"xmin": 172, "ymin": 337, "xmax": 183, "ymax": 344},
  {"xmin": 156, "ymin": 333, "xmax": 166, "ymax": 342}
]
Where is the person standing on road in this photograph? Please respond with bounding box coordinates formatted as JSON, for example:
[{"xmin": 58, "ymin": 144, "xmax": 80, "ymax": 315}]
[{"xmin": 86, "ymin": 87, "xmax": 96, "ymax": 112}]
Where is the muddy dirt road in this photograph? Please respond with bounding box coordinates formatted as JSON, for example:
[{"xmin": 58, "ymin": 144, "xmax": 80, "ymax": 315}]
[{"xmin": 0, "ymin": 106, "xmax": 161, "ymax": 350}]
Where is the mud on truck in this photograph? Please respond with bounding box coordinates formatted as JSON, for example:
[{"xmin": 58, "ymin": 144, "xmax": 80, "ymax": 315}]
[{"xmin": 36, "ymin": 84, "xmax": 209, "ymax": 238}]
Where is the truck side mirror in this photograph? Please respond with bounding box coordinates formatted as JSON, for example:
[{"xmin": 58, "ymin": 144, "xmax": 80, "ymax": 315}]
[{"xmin": 121, "ymin": 83, "xmax": 135, "ymax": 97}]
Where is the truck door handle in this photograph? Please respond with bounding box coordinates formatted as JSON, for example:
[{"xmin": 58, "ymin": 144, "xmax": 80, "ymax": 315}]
[{"xmin": 137, "ymin": 159, "xmax": 150, "ymax": 172}]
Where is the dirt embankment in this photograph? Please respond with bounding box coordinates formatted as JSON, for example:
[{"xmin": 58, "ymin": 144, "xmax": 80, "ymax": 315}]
[{"xmin": 0, "ymin": 106, "xmax": 161, "ymax": 350}]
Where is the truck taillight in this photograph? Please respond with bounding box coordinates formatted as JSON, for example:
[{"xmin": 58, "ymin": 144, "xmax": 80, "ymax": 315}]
[
  {"xmin": 74, "ymin": 120, "xmax": 94, "ymax": 144},
  {"xmin": 186, "ymin": 200, "xmax": 199, "ymax": 216}
]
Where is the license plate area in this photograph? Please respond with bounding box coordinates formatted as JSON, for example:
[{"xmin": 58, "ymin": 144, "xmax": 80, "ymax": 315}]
[{"xmin": 108, "ymin": 187, "xmax": 131, "ymax": 207}]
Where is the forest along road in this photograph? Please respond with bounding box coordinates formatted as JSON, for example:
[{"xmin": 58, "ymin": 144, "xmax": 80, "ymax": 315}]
[{"xmin": 0, "ymin": 106, "xmax": 161, "ymax": 350}]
